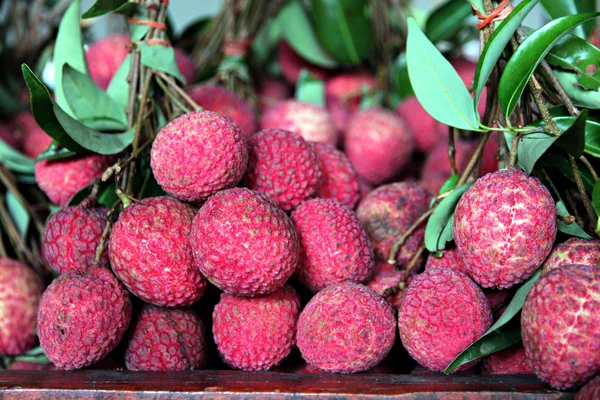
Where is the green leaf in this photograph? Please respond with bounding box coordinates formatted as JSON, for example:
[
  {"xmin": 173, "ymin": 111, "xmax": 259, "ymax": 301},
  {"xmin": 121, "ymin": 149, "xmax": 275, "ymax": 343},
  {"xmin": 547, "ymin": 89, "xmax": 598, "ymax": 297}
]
[
  {"xmin": 0, "ymin": 139, "xmax": 35, "ymax": 173},
  {"xmin": 390, "ymin": 53, "xmax": 413, "ymax": 105},
  {"xmin": 406, "ymin": 18, "xmax": 480, "ymax": 131},
  {"xmin": 6, "ymin": 192, "xmax": 29, "ymax": 238},
  {"xmin": 438, "ymin": 174, "xmax": 460, "ymax": 194},
  {"xmin": 556, "ymin": 200, "xmax": 592, "ymax": 239},
  {"xmin": 556, "ymin": 109, "xmax": 587, "ymax": 158},
  {"xmin": 473, "ymin": 0, "xmax": 540, "ymax": 112},
  {"xmin": 554, "ymin": 69, "xmax": 600, "ymax": 109},
  {"xmin": 425, "ymin": 0, "xmax": 473, "ymax": 44},
  {"xmin": 54, "ymin": 0, "xmax": 87, "ymax": 117},
  {"xmin": 37, "ymin": 141, "xmax": 77, "ymax": 162},
  {"xmin": 466, "ymin": 0, "xmax": 485, "ymax": 14},
  {"xmin": 277, "ymin": 0, "xmax": 338, "ymax": 68},
  {"xmin": 68, "ymin": 180, "xmax": 118, "ymax": 208},
  {"xmin": 445, "ymin": 269, "xmax": 542, "ymax": 373},
  {"xmin": 311, "ymin": 0, "xmax": 372, "ymax": 64},
  {"xmin": 139, "ymin": 43, "xmax": 186, "ymax": 84},
  {"xmin": 498, "ymin": 12, "xmax": 600, "ymax": 118},
  {"xmin": 82, "ymin": 0, "xmax": 127, "ymax": 18},
  {"xmin": 106, "ymin": 55, "xmax": 131, "ymax": 107},
  {"xmin": 540, "ymin": 0, "xmax": 596, "ymax": 38},
  {"xmin": 295, "ymin": 70, "xmax": 325, "ymax": 107},
  {"xmin": 518, "ymin": 133, "xmax": 559, "ymax": 174},
  {"xmin": 547, "ymin": 35, "xmax": 600, "ymax": 90},
  {"xmin": 424, "ymin": 183, "xmax": 472, "ymax": 252}
]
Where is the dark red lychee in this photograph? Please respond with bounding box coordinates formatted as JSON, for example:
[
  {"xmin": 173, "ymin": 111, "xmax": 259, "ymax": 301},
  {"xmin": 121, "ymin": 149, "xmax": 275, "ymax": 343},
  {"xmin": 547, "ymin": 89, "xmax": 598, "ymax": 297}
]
[{"xmin": 312, "ymin": 142, "xmax": 360, "ymax": 209}]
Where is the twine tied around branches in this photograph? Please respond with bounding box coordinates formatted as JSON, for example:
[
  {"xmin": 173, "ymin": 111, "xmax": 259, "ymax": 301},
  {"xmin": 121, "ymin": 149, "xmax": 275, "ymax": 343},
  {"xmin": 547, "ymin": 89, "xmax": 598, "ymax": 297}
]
[{"xmin": 475, "ymin": 0, "xmax": 514, "ymax": 30}]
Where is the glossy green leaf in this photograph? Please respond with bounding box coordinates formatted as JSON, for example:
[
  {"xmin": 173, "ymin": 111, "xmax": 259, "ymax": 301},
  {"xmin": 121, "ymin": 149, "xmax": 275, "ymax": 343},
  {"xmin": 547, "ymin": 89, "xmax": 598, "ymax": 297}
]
[
  {"xmin": 439, "ymin": 173, "xmax": 460, "ymax": 194},
  {"xmin": 499, "ymin": 12, "xmax": 600, "ymax": 118},
  {"xmin": 37, "ymin": 141, "xmax": 77, "ymax": 162},
  {"xmin": 554, "ymin": 69, "xmax": 600, "ymax": 109},
  {"xmin": 424, "ymin": 183, "xmax": 471, "ymax": 252},
  {"xmin": 6, "ymin": 192, "xmax": 29, "ymax": 238},
  {"xmin": 0, "ymin": 139, "xmax": 35, "ymax": 173},
  {"xmin": 530, "ymin": 112, "xmax": 597, "ymax": 158},
  {"xmin": 445, "ymin": 269, "xmax": 541, "ymax": 373},
  {"xmin": 547, "ymin": 34, "xmax": 600, "ymax": 90},
  {"xmin": 295, "ymin": 70, "xmax": 325, "ymax": 107},
  {"xmin": 556, "ymin": 109, "xmax": 587, "ymax": 158},
  {"xmin": 82, "ymin": 0, "xmax": 127, "ymax": 18},
  {"xmin": 473, "ymin": 0, "xmax": 540, "ymax": 111},
  {"xmin": 107, "ymin": 55, "xmax": 132, "ymax": 107},
  {"xmin": 390, "ymin": 53, "xmax": 413, "ymax": 105},
  {"xmin": 277, "ymin": 0, "xmax": 338, "ymax": 68},
  {"xmin": 311, "ymin": 0, "xmax": 372, "ymax": 64},
  {"xmin": 10, "ymin": 346, "xmax": 50, "ymax": 365},
  {"xmin": 139, "ymin": 43, "xmax": 186, "ymax": 84},
  {"xmin": 540, "ymin": 0, "xmax": 596, "ymax": 38},
  {"xmin": 518, "ymin": 133, "xmax": 558, "ymax": 174},
  {"xmin": 68, "ymin": 180, "xmax": 118, "ymax": 208},
  {"xmin": 425, "ymin": 0, "xmax": 472, "ymax": 44},
  {"xmin": 556, "ymin": 200, "xmax": 593, "ymax": 239},
  {"xmin": 406, "ymin": 18, "xmax": 480, "ymax": 131}
]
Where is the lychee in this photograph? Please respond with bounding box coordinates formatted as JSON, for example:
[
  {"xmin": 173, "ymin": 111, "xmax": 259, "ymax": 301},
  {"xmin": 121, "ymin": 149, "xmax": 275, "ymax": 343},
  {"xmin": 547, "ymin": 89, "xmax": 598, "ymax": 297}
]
[
  {"xmin": 278, "ymin": 40, "xmax": 330, "ymax": 84},
  {"xmin": 481, "ymin": 343, "xmax": 534, "ymax": 375},
  {"xmin": 356, "ymin": 182, "xmax": 431, "ymax": 266},
  {"xmin": 542, "ymin": 238, "xmax": 600, "ymax": 275},
  {"xmin": 312, "ymin": 142, "xmax": 360, "ymax": 209},
  {"xmin": 187, "ymin": 84, "xmax": 257, "ymax": 137},
  {"xmin": 396, "ymin": 96, "xmax": 445, "ymax": 153},
  {"xmin": 109, "ymin": 196, "xmax": 206, "ymax": 307},
  {"xmin": 124, "ymin": 305, "xmax": 207, "ymax": 371},
  {"xmin": 398, "ymin": 267, "xmax": 493, "ymax": 372},
  {"xmin": 297, "ymin": 282, "xmax": 396, "ymax": 373},
  {"xmin": 244, "ymin": 129, "xmax": 321, "ymax": 211},
  {"xmin": 38, "ymin": 268, "xmax": 131, "ymax": 370},
  {"xmin": 12, "ymin": 112, "xmax": 52, "ymax": 158},
  {"xmin": 577, "ymin": 376, "xmax": 600, "ymax": 400},
  {"xmin": 364, "ymin": 263, "xmax": 407, "ymax": 309},
  {"xmin": 425, "ymin": 248, "xmax": 468, "ymax": 275},
  {"xmin": 174, "ymin": 48, "xmax": 197, "ymax": 84},
  {"xmin": 345, "ymin": 108, "xmax": 414, "ymax": 185},
  {"xmin": 0, "ymin": 123, "xmax": 17, "ymax": 148},
  {"xmin": 521, "ymin": 265, "xmax": 600, "ymax": 389},
  {"xmin": 420, "ymin": 140, "xmax": 472, "ymax": 195},
  {"xmin": 258, "ymin": 79, "xmax": 291, "ymax": 112},
  {"xmin": 8, "ymin": 360, "xmax": 56, "ymax": 370},
  {"xmin": 0, "ymin": 258, "xmax": 44, "ymax": 356},
  {"xmin": 325, "ymin": 72, "xmax": 378, "ymax": 131},
  {"xmin": 213, "ymin": 285, "xmax": 301, "ymax": 371},
  {"xmin": 454, "ymin": 168, "xmax": 557, "ymax": 289},
  {"xmin": 191, "ymin": 188, "xmax": 300, "ymax": 296},
  {"xmin": 291, "ymin": 198, "xmax": 373, "ymax": 292},
  {"xmin": 150, "ymin": 110, "xmax": 248, "ymax": 202},
  {"xmin": 261, "ymin": 100, "xmax": 338, "ymax": 145}
]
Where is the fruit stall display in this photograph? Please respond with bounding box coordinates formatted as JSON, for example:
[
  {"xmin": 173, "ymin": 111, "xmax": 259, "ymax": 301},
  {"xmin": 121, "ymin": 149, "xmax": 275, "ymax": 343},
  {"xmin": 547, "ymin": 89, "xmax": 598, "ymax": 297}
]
[{"xmin": 0, "ymin": 0, "xmax": 599, "ymax": 398}]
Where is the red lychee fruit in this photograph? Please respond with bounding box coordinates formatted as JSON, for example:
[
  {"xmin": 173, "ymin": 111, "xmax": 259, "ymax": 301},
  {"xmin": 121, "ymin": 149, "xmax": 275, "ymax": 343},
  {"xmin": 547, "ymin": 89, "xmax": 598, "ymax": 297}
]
[
  {"xmin": 124, "ymin": 305, "xmax": 207, "ymax": 371},
  {"xmin": 484, "ymin": 289, "xmax": 512, "ymax": 312},
  {"xmin": 454, "ymin": 168, "xmax": 557, "ymax": 289},
  {"xmin": 213, "ymin": 285, "xmax": 301, "ymax": 371},
  {"xmin": 8, "ymin": 360, "xmax": 56, "ymax": 370},
  {"xmin": 35, "ymin": 154, "xmax": 113, "ymax": 206},
  {"xmin": 291, "ymin": 198, "xmax": 373, "ymax": 292},
  {"xmin": 258, "ymin": 79, "xmax": 291, "ymax": 113},
  {"xmin": 297, "ymin": 282, "xmax": 396, "ymax": 374},
  {"xmin": 364, "ymin": 262, "xmax": 407, "ymax": 309},
  {"xmin": 425, "ymin": 248, "xmax": 468, "ymax": 275},
  {"xmin": 12, "ymin": 112, "xmax": 52, "ymax": 158},
  {"xmin": 187, "ymin": 85, "xmax": 257, "ymax": 137},
  {"xmin": 542, "ymin": 238, "xmax": 600, "ymax": 275},
  {"xmin": 278, "ymin": 41, "xmax": 330, "ymax": 84},
  {"xmin": 0, "ymin": 258, "xmax": 44, "ymax": 356},
  {"xmin": 481, "ymin": 343, "xmax": 534, "ymax": 375},
  {"xmin": 191, "ymin": 188, "xmax": 300, "ymax": 296},
  {"xmin": 356, "ymin": 182, "xmax": 431, "ymax": 266},
  {"xmin": 261, "ymin": 100, "xmax": 338, "ymax": 145},
  {"xmin": 357, "ymin": 176, "xmax": 373, "ymax": 199},
  {"xmin": 398, "ymin": 267, "xmax": 493, "ymax": 372},
  {"xmin": 345, "ymin": 108, "xmax": 414, "ymax": 185},
  {"xmin": 521, "ymin": 265, "xmax": 600, "ymax": 389},
  {"xmin": 109, "ymin": 196, "xmax": 206, "ymax": 307},
  {"xmin": 577, "ymin": 376, "xmax": 600, "ymax": 400},
  {"xmin": 325, "ymin": 72, "xmax": 378, "ymax": 131},
  {"xmin": 419, "ymin": 140, "xmax": 472, "ymax": 195},
  {"xmin": 38, "ymin": 268, "xmax": 132, "ymax": 370},
  {"xmin": 459, "ymin": 132, "xmax": 499, "ymax": 177},
  {"xmin": 244, "ymin": 129, "xmax": 322, "ymax": 211},
  {"xmin": 396, "ymin": 96, "xmax": 445, "ymax": 153},
  {"xmin": 42, "ymin": 202, "xmax": 108, "ymax": 275},
  {"xmin": 312, "ymin": 142, "xmax": 360, "ymax": 209},
  {"xmin": 150, "ymin": 110, "xmax": 248, "ymax": 202},
  {"xmin": 174, "ymin": 48, "xmax": 196, "ymax": 84}
]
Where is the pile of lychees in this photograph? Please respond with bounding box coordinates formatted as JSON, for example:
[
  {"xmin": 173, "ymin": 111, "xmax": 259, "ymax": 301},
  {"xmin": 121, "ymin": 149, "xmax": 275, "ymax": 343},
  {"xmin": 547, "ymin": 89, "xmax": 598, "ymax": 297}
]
[{"xmin": 1, "ymin": 34, "xmax": 599, "ymax": 397}]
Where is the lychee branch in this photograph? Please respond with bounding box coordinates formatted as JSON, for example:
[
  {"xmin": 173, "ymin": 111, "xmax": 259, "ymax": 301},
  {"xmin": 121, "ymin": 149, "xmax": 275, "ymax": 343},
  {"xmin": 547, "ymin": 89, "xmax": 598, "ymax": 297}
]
[
  {"xmin": 579, "ymin": 156, "xmax": 599, "ymax": 182},
  {"xmin": 92, "ymin": 200, "xmax": 120, "ymax": 268},
  {"xmin": 387, "ymin": 208, "xmax": 434, "ymax": 264},
  {"xmin": 568, "ymin": 153, "xmax": 598, "ymax": 234}
]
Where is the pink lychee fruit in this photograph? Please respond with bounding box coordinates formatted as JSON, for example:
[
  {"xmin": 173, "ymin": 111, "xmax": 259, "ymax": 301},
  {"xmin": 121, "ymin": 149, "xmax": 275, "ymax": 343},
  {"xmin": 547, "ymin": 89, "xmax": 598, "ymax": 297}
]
[
  {"xmin": 213, "ymin": 285, "xmax": 301, "ymax": 371},
  {"xmin": 356, "ymin": 182, "xmax": 431, "ymax": 266},
  {"xmin": 12, "ymin": 112, "xmax": 52, "ymax": 158},
  {"xmin": 8, "ymin": 360, "xmax": 56, "ymax": 370},
  {"xmin": 150, "ymin": 110, "xmax": 248, "ymax": 202},
  {"xmin": 576, "ymin": 376, "xmax": 600, "ymax": 400},
  {"xmin": 454, "ymin": 168, "xmax": 557, "ymax": 289},
  {"xmin": 364, "ymin": 262, "xmax": 407, "ymax": 309},
  {"xmin": 521, "ymin": 265, "xmax": 600, "ymax": 389},
  {"xmin": 398, "ymin": 267, "xmax": 493, "ymax": 372},
  {"xmin": 244, "ymin": 129, "xmax": 322, "ymax": 211},
  {"xmin": 174, "ymin": 48, "xmax": 197, "ymax": 84},
  {"xmin": 291, "ymin": 198, "xmax": 373, "ymax": 292},
  {"xmin": 124, "ymin": 305, "xmax": 207, "ymax": 371},
  {"xmin": 38, "ymin": 268, "xmax": 132, "ymax": 370},
  {"xmin": 345, "ymin": 107, "xmax": 414, "ymax": 185},
  {"xmin": 0, "ymin": 258, "xmax": 44, "ymax": 356},
  {"xmin": 325, "ymin": 72, "xmax": 378, "ymax": 131},
  {"xmin": 419, "ymin": 140, "xmax": 472, "ymax": 195},
  {"xmin": 191, "ymin": 188, "xmax": 300, "ymax": 296},
  {"xmin": 481, "ymin": 343, "xmax": 534, "ymax": 375},
  {"xmin": 542, "ymin": 238, "xmax": 600, "ymax": 275},
  {"xmin": 357, "ymin": 176, "xmax": 373, "ymax": 199},
  {"xmin": 297, "ymin": 282, "xmax": 396, "ymax": 373},
  {"xmin": 258, "ymin": 79, "xmax": 291, "ymax": 113},
  {"xmin": 187, "ymin": 84, "xmax": 257, "ymax": 137},
  {"xmin": 261, "ymin": 100, "xmax": 338, "ymax": 145},
  {"xmin": 312, "ymin": 142, "xmax": 360, "ymax": 209},
  {"xmin": 396, "ymin": 96, "xmax": 445, "ymax": 153},
  {"xmin": 458, "ymin": 132, "xmax": 500, "ymax": 177},
  {"xmin": 278, "ymin": 40, "xmax": 330, "ymax": 84},
  {"xmin": 109, "ymin": 196, "xmax": 206, "ymax": 307}
]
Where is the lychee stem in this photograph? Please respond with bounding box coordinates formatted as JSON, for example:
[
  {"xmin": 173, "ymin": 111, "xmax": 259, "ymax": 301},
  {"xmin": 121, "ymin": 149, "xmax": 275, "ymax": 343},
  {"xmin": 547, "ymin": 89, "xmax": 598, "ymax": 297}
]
[
  {"xmin": 387, "ymin": 208, "xmax": 434, "ymax": 264},
  {"xmin": 92, "ymin": 201, "xmax": 119, "ymax": 268},
  {"xmin": 448, "ymin": 127, "xmax": 458, "ymax": 176},
  {"xmin": 579, "ymin": 156, "xmax": 599, "ymax": 183},
  {"xmin": 568, "ymin": 154, "xmax": 598, "ymax": 234},
  {"xmin": 508, "ymin": 133, "xmax": 521, "ymax": 168}
]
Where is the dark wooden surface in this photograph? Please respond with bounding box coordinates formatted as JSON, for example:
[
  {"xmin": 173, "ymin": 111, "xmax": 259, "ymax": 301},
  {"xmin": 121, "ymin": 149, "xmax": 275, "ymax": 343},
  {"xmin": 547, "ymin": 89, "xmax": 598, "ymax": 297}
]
[{"xmin": 0, "ymin": 371, "xmax": 574, "ymax": 399}]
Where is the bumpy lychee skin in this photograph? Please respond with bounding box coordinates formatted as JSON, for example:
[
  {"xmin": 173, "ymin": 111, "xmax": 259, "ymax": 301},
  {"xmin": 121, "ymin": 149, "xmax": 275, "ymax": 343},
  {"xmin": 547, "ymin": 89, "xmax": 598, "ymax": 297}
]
[
  {"xmin": 244, "ymin": 129, "xmax": 322, "ymax": 211},
  {"xmin": 42, "ymin": 203, "xmax": 108, "ymax": 275},
  {"xmin": 312, "ymin": 142, "xmax": 360, "ymax": 209},
  {"xmin": 454, "ymin": 168, "xmax": 557, "ymax": 289},
  {"xmin": 109, "ymin": 196, "xmax": 206, "ymax": 307},
  {"xmin": 398, "ymin": 267, "xmax": 493, "ymax": 372},
  {"xmin": 278, "ymin": 41, "xmax": 330, "ymax": 84},
  {"xmin": 86, "ymin": 34, "xmax": 130, "ymax": 90},
  {"xmin": 345, "ymin": 108, "xmax": 414, "ymax": 185},
  {"xmin": 150, "ymin": 111, "xmax": 248, "ymax": 202},
  {"xmin": 396, "ymin": 97, "xmax": 445, "ymax": 153},
  {"xmin": 364, "ymin": 263, "xmax": 407, "ymax": 309},
  {"xmin": 124, "ymin": 305, "xmax": 207, "ymax": 371},
  {"xmin": 542, "ymin": 238, "xmax": 600, "ymax": 275},
  {"xmin": 521, "ymin": 265, "xmax": 600, "ymax": 390},
  {"xmin": 577, "ymin": 376, "xmax": 600, "ymax": 400},
  {"xmin": 325, "ymin": 72, "xmax": 378, "ymax": 131},
  {"xmin": 258, "ymin": 79, "xmax": 291, "ymax": 112},
  {"xmin": 481, "ymin": 344, "xmax": 534, "ymax": 375},
  {"xmin": 187, "ymin": 85, "xmax": 257, "ymax": 137},
  {"xmin": 291, "ymin": 199, "xmax": 373, "ymax": 292},
  {"xmin": 261, "ymin": 100, "xmax": 338, "ymax": 145},
  {"xmin": 35, "ymin": 154, "xmax": 113, "ymax": 206},
  {"xmin": 356, "ymin": 182, "xmax": 431, "ymax": 266},
  {"xmin": 191, "ymin": 188, "xmax": 300, "ymax": 296},
  {"xmin": 11, "ymin": 112, "xmax": 52, "ymax": 158},
  {"xmin": 38, "ymin": 268, "xmax": 132, "ymax": 370},
  {"xmin": 0, "ymin": 258, "xmax": 44, "ymax": 356},
  {"xmin": 297, "ymin": 282, "xmax": 396, "ymax": 374},
  {"xmin": 213, "ymin": 285, "xmax": 301, "ymax": 371}
]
